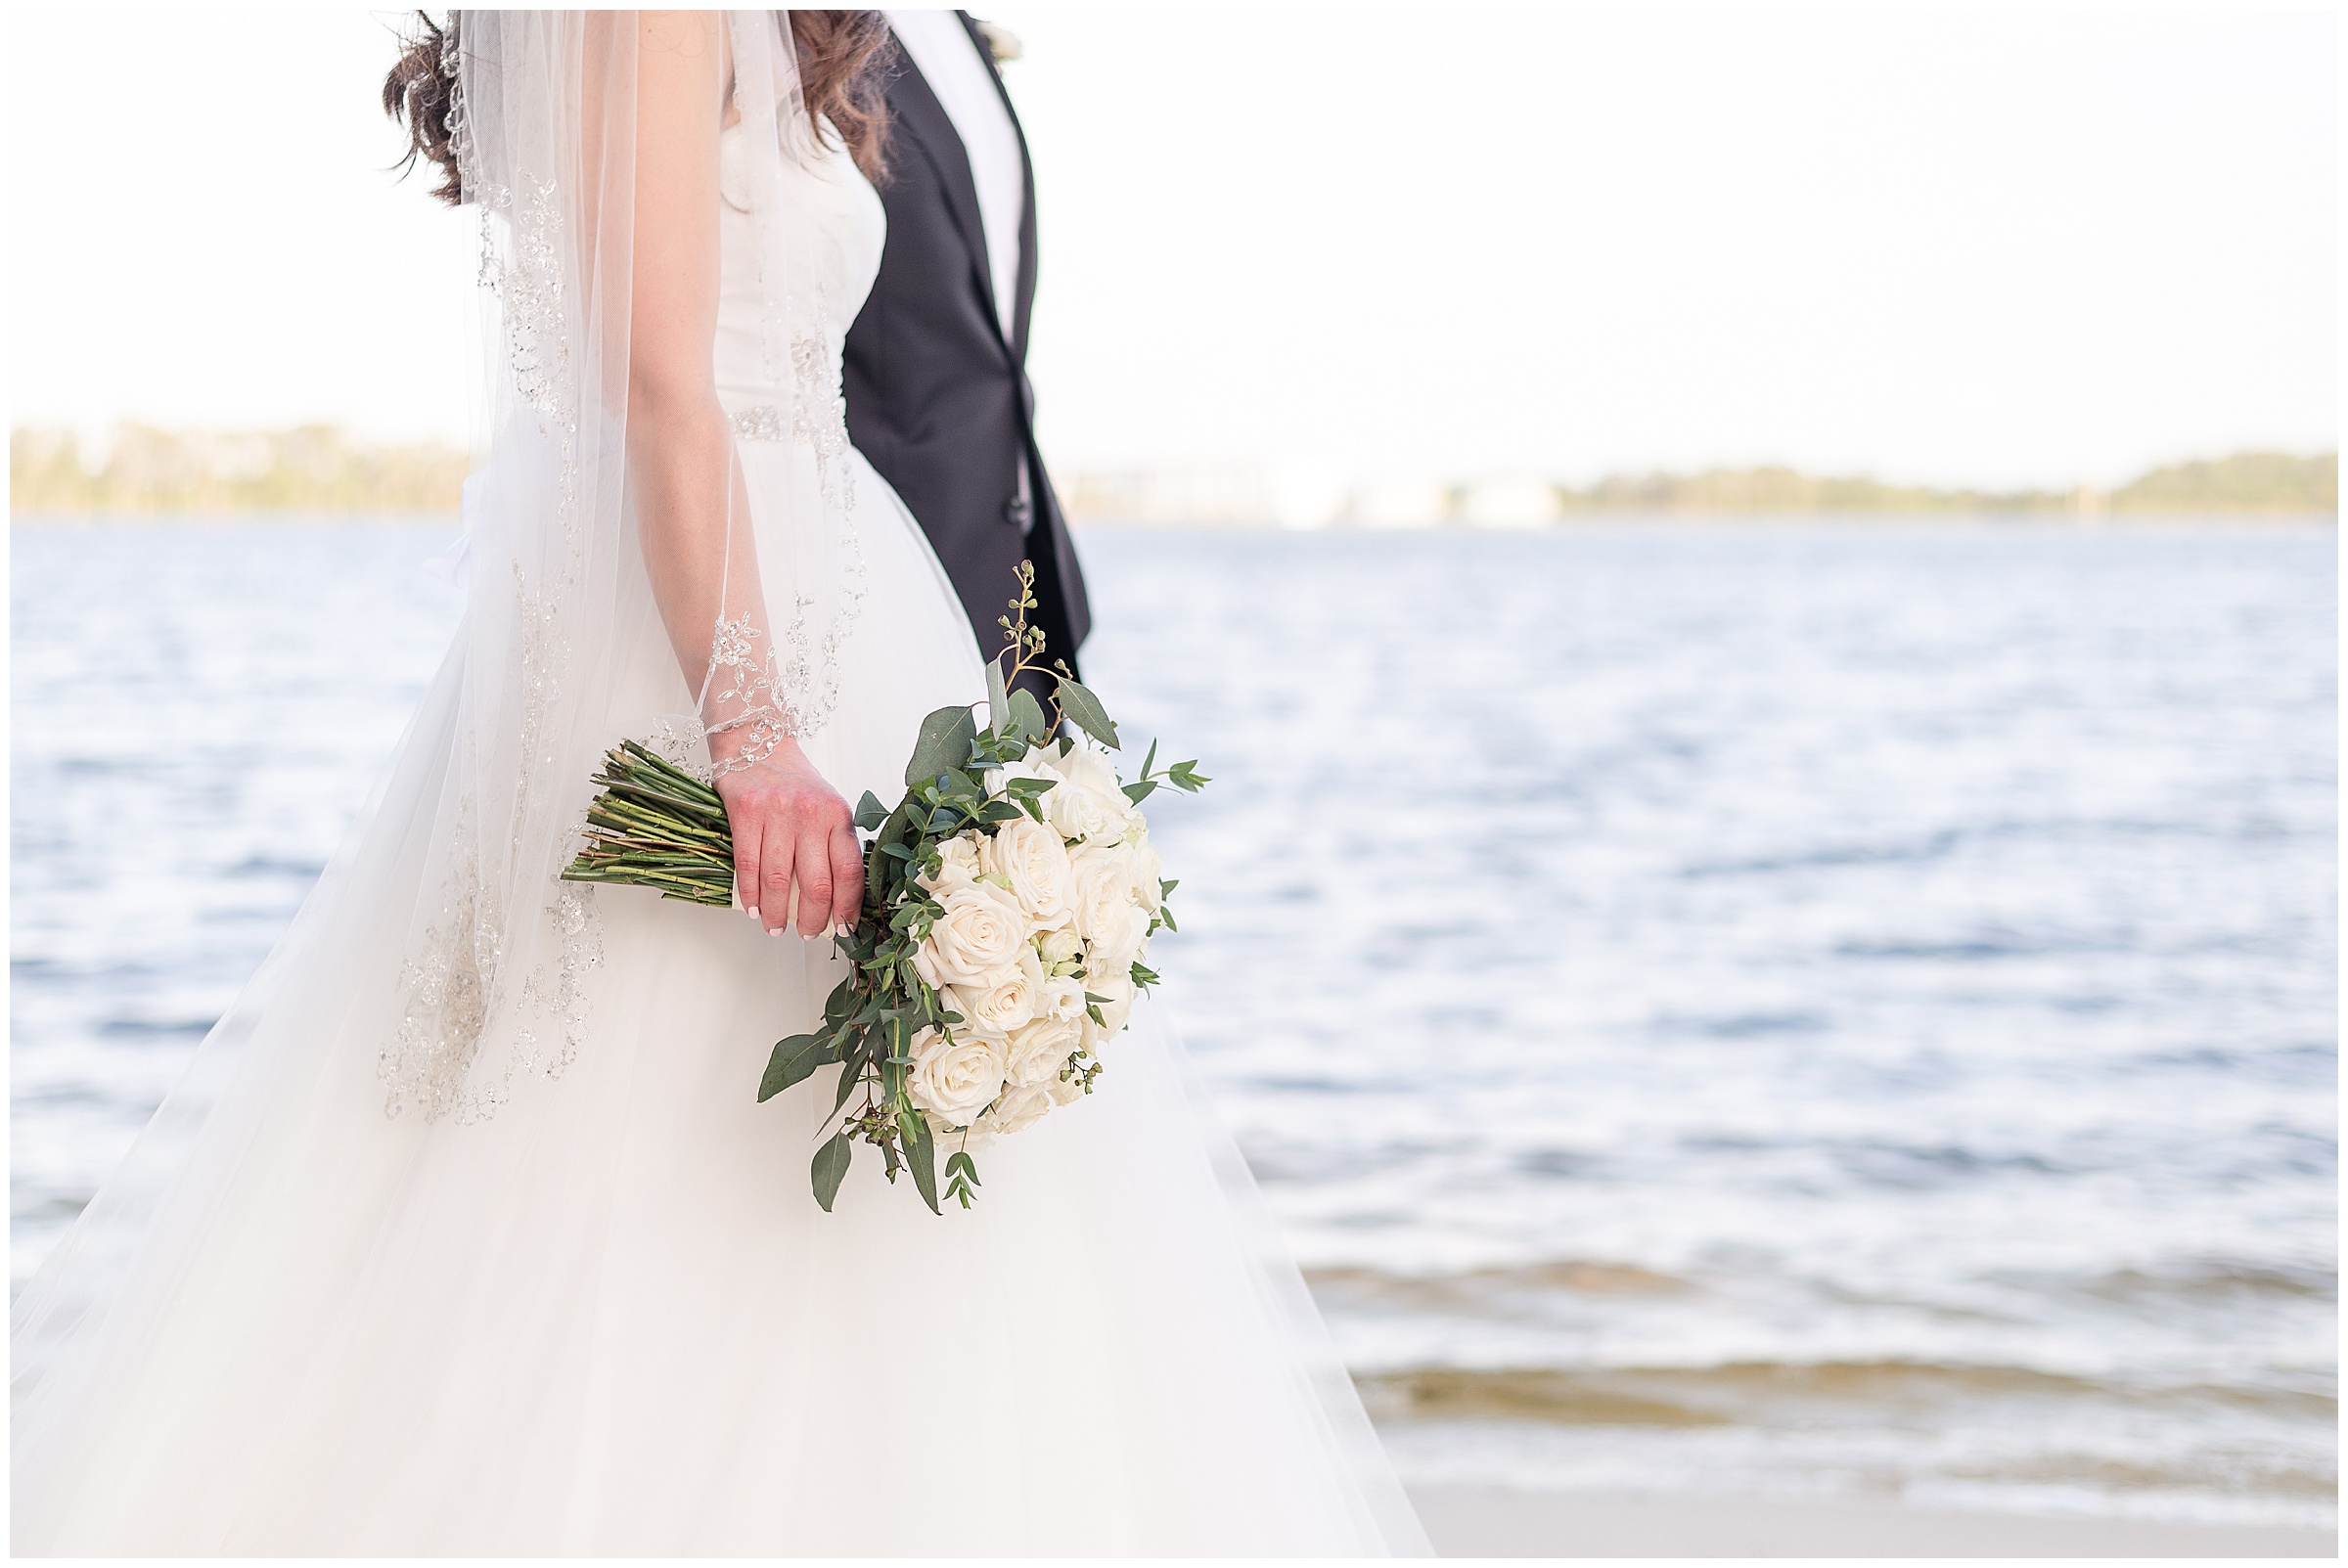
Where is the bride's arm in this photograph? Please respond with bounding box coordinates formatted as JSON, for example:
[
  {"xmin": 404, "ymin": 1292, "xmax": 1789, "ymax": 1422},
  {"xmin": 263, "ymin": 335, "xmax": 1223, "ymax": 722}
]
[{"xmin": 626, "ymin": 12, "xmax": 863, "ymax": 939}]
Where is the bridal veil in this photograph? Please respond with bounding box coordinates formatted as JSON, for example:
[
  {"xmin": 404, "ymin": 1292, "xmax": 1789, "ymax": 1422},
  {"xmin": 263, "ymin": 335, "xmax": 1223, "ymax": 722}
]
[{"xmin": 12, "ymin": 1, "xmax": 846, "ymax": 1466}]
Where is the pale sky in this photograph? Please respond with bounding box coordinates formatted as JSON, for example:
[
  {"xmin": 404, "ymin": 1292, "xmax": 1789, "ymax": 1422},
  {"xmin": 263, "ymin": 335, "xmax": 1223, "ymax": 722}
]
[{"xmin": 8, "ymin": 5, "xmax": 2337, "ymax": 489}]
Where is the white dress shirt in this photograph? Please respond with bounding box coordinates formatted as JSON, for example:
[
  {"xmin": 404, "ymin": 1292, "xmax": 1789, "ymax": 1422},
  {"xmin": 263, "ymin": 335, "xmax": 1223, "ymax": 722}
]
[{"xmin": 883, "ymin": 10, "xmax": 1024, "ymax": 338}]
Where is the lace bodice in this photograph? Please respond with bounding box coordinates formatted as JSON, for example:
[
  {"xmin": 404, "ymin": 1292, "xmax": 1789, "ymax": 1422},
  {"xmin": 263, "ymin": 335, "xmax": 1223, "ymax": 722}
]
[{"xmin": 714, "ymin": 116, "xmax": 883, "ymax": 422}]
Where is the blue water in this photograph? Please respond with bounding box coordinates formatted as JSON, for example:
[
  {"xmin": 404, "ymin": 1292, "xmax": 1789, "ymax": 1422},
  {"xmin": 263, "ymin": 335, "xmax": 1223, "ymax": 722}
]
[{"xmin": 11, "ymin": 518, "xmax": 2336, "ymax": 1525}]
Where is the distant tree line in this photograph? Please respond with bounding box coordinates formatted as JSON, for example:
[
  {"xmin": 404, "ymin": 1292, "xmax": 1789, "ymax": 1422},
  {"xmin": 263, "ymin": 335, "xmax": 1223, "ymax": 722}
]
[
  {"xmin": 9, "ymin": 426, "xmax": 2336, "ymax": 519},
  {"xmin": 1555, "ymin": 451, "xmax": 2335, "ymax": 515},
  {"xmin": 11, "ymin": 426, "xmax": 470, "ymax": 515}
]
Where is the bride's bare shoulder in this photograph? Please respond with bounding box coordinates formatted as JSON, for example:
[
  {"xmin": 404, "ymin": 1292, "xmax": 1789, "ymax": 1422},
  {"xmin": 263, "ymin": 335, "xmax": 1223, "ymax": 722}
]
[{"xmin": 634, "ymin": 11, "xmax": 728, "ymax": 60}]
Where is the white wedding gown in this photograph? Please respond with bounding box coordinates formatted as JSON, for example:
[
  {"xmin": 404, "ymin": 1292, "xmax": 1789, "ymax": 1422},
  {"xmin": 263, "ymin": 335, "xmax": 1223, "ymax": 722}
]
[{"xmin": 10, "ymin": 90, "xmax": 1427, "ymax": 1558}]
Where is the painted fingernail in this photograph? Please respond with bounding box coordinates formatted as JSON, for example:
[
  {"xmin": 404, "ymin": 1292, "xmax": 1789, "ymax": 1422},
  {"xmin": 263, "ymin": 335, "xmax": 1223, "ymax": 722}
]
[{"xmin": 745, "ymin": 906, "xmax": 760, "ymax": 921}]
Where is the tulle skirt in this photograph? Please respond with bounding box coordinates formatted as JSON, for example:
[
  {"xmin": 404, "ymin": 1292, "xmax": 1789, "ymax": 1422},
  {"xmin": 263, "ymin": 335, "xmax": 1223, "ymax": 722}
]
[{"xmin": 10, "ymin": 460, "xmax": 1427, "ymax": 1555}]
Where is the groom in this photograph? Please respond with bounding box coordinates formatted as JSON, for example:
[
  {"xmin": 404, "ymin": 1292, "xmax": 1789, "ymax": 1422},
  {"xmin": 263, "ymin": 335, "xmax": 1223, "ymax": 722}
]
[{"xmin": 845, "ymin": 11, "xmax": 1091, "ymax": 688}]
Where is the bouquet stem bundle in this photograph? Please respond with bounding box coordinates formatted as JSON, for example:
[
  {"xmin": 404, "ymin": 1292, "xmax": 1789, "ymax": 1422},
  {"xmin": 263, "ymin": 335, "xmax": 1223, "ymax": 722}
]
[{"xmin": 562, "ymin": 741, "xmax": 736, "ymax": 909}]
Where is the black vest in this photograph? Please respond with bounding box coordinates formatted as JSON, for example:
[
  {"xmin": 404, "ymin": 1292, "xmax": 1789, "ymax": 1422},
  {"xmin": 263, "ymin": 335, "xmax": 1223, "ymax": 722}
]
[{"xmin": 842, "ymin": 13, "xmax": 1092, "ymax": 678}]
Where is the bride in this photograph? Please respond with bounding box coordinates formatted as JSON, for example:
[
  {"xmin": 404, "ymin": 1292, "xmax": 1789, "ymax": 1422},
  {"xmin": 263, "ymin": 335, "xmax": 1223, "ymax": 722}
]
[{"xmin": 9, "ymin": 12, "xmax": 1427, "ymax": 1556}]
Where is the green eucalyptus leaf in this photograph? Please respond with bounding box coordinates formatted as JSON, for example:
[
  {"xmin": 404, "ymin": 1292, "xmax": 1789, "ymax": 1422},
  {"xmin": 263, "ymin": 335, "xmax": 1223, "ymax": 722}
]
[
  {"xmin": 1006, "ymin": 688, "xmax": 1050, "ymax": 744},
  {"xmin": 871, "ymin": 804, "xmax": 913, "ymax": 910},
  {"xmin": 909, "ymin": 1119, "xmax": 942, "ymax": 1215},
  {"xmin": 985, "ymin": 659, "xmax": 1011, "ymax": 734},
  {"xmin": 905, "ymin": 705, "xmax": 978, "ymax": 788},
  {"xmin": 853, "ymin": 790, "xmax": 889, "ymax": 832},
  {"xmin": 810, "ymin": 1133, "xmax": 853, "ymax": 1212},
  {"xmin": 1053, "ymin": 678, "xmax": 1119, "ymax": 748},
  {"xmin": 758, "ymin": 1033, "xmax": 833, "ymax": 1102}
]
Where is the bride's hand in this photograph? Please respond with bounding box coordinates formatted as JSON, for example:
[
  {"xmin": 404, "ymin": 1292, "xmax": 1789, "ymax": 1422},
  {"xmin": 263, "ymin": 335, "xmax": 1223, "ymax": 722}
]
[{"xmin": 712, "ymin": 735, "xmax": 865, "ymax": 938}]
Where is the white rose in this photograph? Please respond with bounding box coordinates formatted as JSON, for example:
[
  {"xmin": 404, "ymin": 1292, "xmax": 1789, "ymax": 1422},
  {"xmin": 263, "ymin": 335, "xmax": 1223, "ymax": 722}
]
[
  {"xmin": 985, "ymin": 816, "xmax": 1075, "ymax": 929},
  {"xmin": 917, "ymin": 834, "xmax": 986, "ymax": 898},
  {"xmin": 1089, "ymin": 915, "xmax": 1151, "ymax": 983},
  {"xmin": 946, "ymin": 949, "xmax": 1048, "ymax": 1042},
  {"xmin": 906, "ymin": 1026, "xmax": 1008, "ymax": 1126},
  {"xmin": 1079, "ymin": 971, "xmax": 1138, "ymax": 1051},
  {"xmin": 912, "ymin": 880, "xmax": 1028, "ymax": 989},
  {"xmin": 1036, "ymin": 926, "xmax": 1083, "ymax": 972},
  {"xmin": 926, "ymin": 1112, "xmax": 995, "ymax": 1148},
  {"xmin": 986, "ymin": 749, "xmax": 1067, "ymax": 814},
  {"xmin": 1035, "ymin": 973, "xmax": 1087, "ymax": 1025},
  {"xmin": 981, "ymin": 1080, "xmax": 1059, "ymax": 1138},
  {"xmin": 1068, "ymin": 846, "xmax": 1148, "ymax": 963},
  {"xmin": 1004, "ymin": 1007, "xmax": 1082, "ymax": 1087},
  {"xmin": 1046, "ymin": 742, "xmax": 1142, "ymax": 847},
  {"xmin": 1046, "ymin": 1070, "xmax": 1086, "ymax": 1105},
  {"xmin": 1117, "ymin": 831, "xmax": 1165, "ymax": 914}
]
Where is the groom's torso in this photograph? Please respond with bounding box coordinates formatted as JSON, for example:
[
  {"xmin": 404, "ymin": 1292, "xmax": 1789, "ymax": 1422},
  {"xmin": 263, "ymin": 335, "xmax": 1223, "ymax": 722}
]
[{"xmin": 844, "ymin": 12, "xmax": 1091, "ymax": 671}]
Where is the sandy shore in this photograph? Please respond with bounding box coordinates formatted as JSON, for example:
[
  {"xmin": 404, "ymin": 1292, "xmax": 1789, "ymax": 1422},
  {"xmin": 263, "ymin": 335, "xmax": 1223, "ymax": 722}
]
[{"xmin": 1405, "ymin": 1486, "xmax": 2336, "ymax": 1557}]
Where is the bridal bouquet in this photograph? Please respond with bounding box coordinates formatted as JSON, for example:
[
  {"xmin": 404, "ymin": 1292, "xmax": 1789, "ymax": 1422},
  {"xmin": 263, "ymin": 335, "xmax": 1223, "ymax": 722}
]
[{"xmin": 562, "ymin": 568, "xmax": 1204, "ymax": 1212}]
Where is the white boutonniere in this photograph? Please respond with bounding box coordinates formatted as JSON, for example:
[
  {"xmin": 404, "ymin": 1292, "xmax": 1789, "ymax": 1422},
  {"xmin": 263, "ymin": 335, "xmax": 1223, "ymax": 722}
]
[{"xmin": 973, "ymin": 19, "xmax": 1022, "ymax": 64}]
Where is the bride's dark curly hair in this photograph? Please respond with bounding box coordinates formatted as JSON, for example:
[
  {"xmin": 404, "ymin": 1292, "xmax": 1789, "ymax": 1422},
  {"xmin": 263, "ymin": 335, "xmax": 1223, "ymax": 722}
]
[{"xmin": 384, "ymin": 11, "xmax": 897, "ymax": 202}]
